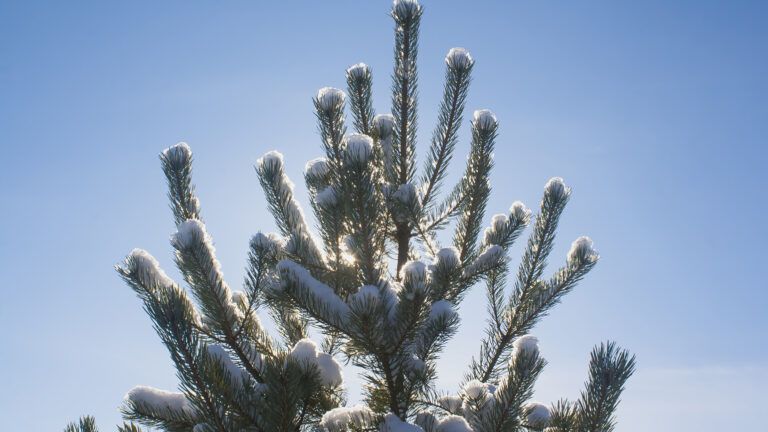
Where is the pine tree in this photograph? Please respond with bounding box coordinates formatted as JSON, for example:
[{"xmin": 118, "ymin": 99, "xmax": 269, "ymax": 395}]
[{"xmin": 69, "ymin": 1, "xmax": 634, "ymax": 431}]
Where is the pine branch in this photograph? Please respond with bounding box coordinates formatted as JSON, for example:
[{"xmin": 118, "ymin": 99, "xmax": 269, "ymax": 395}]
[
  {"xmin": 420, "ymin": 48, "xmax": 473, "ymax": 211},
  {"xmin": 548, "ymin": 400, "xmax": 579, "ymax": 432},
  {"xmin": 372, "ymin": 114, "xmax": 397, "ymax": 185},
  {"xmin": 116, "ymin": 423, "xmax": 144, "ymax": 432},
  {"xmin": 347, "ymin": 63, "xmax": 376, "ymax": 135},
  {"xmin": 64, "ymin": 416, "xmax": 99, "ymax": 432},
  {"xmin": 342, "ymin": 134, "xmax": 388, "ymax": 285},
  {"xmin": 485, "ymin": 339, "xmax": 546, "ymax": 432},
  {"xmin": 391, "ymin": 0, "xmax": 422, "ymax": 186},
  {"xmin": 390, "ymin": 0, "xmax": 423, "ymax": 280},
  {"xmin": 160, "ymin": 143, "xmax": 201, "ymax": 226},
  {"xmin": 305, "ymin": 158, "xmax": 355, "ymax": 294},
  {"xmin": 467, "ymin": 179, "xmax": 573, "ymax": 383},
  {"xmin": 256, "ymin": 151, "xmax": 327, "ymax": 275},
  {"xmin": 452, "ymin": 110, "xmax": 498, "ymax": 265},
  {"xmin": 121, "ymin": 387, "xmax": 199, "ymax": 432},
  {"xmin": 575, "ymin": 343, "xmax": 636, "ymax": 432},
  {"xmin": 275, "ymin": 260, "xmax": 350, "ymax": 332},
  {"xmin": 314, "ymin": 87, "xmax": 347, "ymax": 168},
  {"xmin": 171, "ymin": 219, "xmax": 267, "ymax": 383},
  {"xmin": 116, "ymin": 255, "xmax": 227, "ymax": 430}
]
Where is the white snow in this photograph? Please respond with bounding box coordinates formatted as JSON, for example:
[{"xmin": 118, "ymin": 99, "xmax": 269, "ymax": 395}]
[
  {"xmin": 381, "ymin": 413, "xmax": 424, "ymax": 432},
  {"xmin": 161, "ymin": 142, "xmax": 192, "ymax": 166},
  {"xmin": 567, "ymin": 236, "xmax": 598, "ymax": 265},
  {"xmin": 125, "ymin": 386, "xmax": 195, "ymax": 416},
  {"xmin": 428, "ymin": 300, "xmax": 456, "ymax": 321},
  {"xmin": 401, "ymin": 260, "xmax": 427, "ymax": 292},
  {"xmin": 321, "ymin": 405, "xmax": 375, "ymax": 431},
  {"xmin": 276, "ymin": 260, "xmax": 350, "ymax": 319},
  {"xmin": 414, "ymin": 412, "xmax": 437, "ymax": 430},
  {"xmin": 524, "ymin": 401, "xmax": 551, "ymax": 427},
  {"xmin": 437, "ymin": 395, "xmax": 463, "ymax": 414},
  {"xmin": 445, "ymin": 47, "xmax": 473, "ymax": 70},
  {"xmin": 290, "ymin": 338, "xmax": 319, "ymax": 364},
  {"xmin": 346, "ymin": 63, "xmax": 370, "ymax": 79},
  {"xmin": 436, "ymin": 415, "xmax": 473, "ymax": 432},
  {"xmin": 256, "ymin": 150, "xmax": 285, "ymax": 170},
  {"xmin": 373, "ymin": 114, "xmax": 396, "ymax": 137},
  {"xmin": 462, "ymin": 379, "xmax": 489, "ymax": 400},
  {"xmin": 231, "ymin": 290, "xmax": 247, "ymax": 306},
  {"xmin": 128, "ymin": 248, "xmax": 174, "ymax": 290},
  {"xmin": 351, "ymin": 284, "xmax": 380, "ymax": 304},
  {"xmin": 250, "ymin": 232, "xmax": 284, "ymax": 254},
  {"xmin": 171, "ymin": 219, "xmax": 238, "ymax": 320},
  {"xmin": 391, "ymin": 183, "xmax": 420, "ymax": 223},
  {"xmin": 305, "ymin": 157, "xmax": 330, "ymax": 180},
  {"xmin": 434, "ymin": 247, "xmax": 461, "ymax": 271},
  {"xmin": 289, "ymin": 338, "xmax": 343, "ymax": 387},
  {"xmin": 172, "ymin": 218, "xmax": 206, "ymax": 249},
  {"xmin": 392, "ymin": 0, "xmax": 422, "ymax": 20},
  {"xmin": 490, "ymin": 214, "xmax": 508, "ymax": 232},
  {"xmin": 511, "ymin": 335, "xmax": 540, "ymax": 359},
  {"xmin": 316, "ymin": 352, "xmax": 344, "ymax": 386},
  {"xmin": 473, "ymin": 109, "xmax": 497, "ymax": 130},
  {"xmin": 373, "ymin": 114, "xmax": 395, "ymax": 173},
  {"xmin": 344, "ymin": 134, "xmax": 374, "ymax": 163},
  {"xmin": 207, "ymin": 345, "xmax": 248, "ymax": 385},
  {"xmin": 393, "ymin": 183, "xmax": 418, "ymax": 204},
  {"xmin": 316, "ymin": 186, "xmax": 338, "ymax": 207},
  {"xmin": 483, "ymin": 214, "xmax": 509, "ymax": 245},
  {"xmin": 464, "ymin": 245, "xmax": 504, "ymax": 275},
  {"xmin": 406, "ymin": 353, "xmax": 426, "ymax": 376},
  {"xmin": 256, "ymin": 151, "xmax": 313, "ymax": 238},
  {"xmin": 509, "ymin": 201, "xmax": 531, "ymax": 224},
  {"xmin": 544, "ymin": 177, "xmax": 569, "ymax": 201},
  {"xmin": 317, "ymin": 87, "xmax": 346, "ymax": 111}
]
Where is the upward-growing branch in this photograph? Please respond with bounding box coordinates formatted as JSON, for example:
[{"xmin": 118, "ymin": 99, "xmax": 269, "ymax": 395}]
[
  {"xmin": 391, "ymin": 0, "xmax": 422, "ymax": 275},
  {"xmin": 420, "ymin": 48, "xmax": 473, "ymax": 210},
  {"xmin": 346, "ymin": 63, "xmax": 375, "ymax": 136}
]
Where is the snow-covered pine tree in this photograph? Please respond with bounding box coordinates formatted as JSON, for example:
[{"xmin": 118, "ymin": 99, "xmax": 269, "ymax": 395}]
[{"xmin": 68, "ymin": 1, "xmax": 634, "ymax": 431}]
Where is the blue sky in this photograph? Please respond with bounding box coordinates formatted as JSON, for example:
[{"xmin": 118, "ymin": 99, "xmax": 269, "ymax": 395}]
[{"xmin": 1, "ymin": 1, "xmax": 766, "ymax": 430}]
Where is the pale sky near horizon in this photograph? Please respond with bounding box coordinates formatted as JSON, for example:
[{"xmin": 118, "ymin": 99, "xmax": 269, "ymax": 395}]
[{"xmin": 1, "ymin": 1, "xmax": 766, "ymax": 430}]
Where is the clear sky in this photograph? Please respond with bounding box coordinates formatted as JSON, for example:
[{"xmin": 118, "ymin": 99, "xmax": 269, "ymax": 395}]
[{"xmin": 1, "ymin": 1, "xmax": 766, "ymax": 430}]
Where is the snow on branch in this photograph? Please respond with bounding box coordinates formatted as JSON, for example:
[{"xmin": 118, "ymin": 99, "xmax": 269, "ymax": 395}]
[
  {"xmin": 304, "ymin": 157, "xmax": 331, "ymax": 190},
  {"xmin": 171, "ymin": 219, "xmax": 239, "ymax": 328},
  {"xmin": 276, "ymin": 260, "xmax": 350, "ymax": 330},
  {"xmin": 343, "ymin": 133, "xmax": 374, "ymax": 164},
  {"xmin": 316, "ymin": 87, "xmax": 346, "ymax": 112},
  {"xmin": 320, "ymin": 405, "xmax": 376, "ymax": 432},
  {"xmin": 567, "ymin": 236, "xmax": 599, "ymax": 266},
  {"xmin": 160, "ymin": 142, "xmax": 201, "ymax": 225},
  {"xmin": 256, "ymin": 151, "xmax": 311, "ymax": 236},
  {"xmin": 373, "ymin": 113, "xmax": 396, "ymax": 182},
  {"xmin": 445, "ymin": 47, "xmax": 473, "ymax": 71},
  {"xmin": 381, "ymin": 413, "xmax": 424, "ymax": 432},
  {"xmin": 523, "ymin": 401, "xmax": 551, "ymax": 429},
  {"xmin": 288, "ymin": 338, "xmax": 343, "ymax": 387},
  {"xmin": 123, "ymin": 386, "xmax": 198, "ymax": 426},
  {"xmin": 392, "ymin": 0, "xmax": 422, "ymax": 21},
  {"xmin": 124, "ymin": 249, "xmax": 175, "ymax": 292},
  {"xmin": 125, "ymin": 386, "xmax": 196, "ymax": 416},
  {"xmin": 346, "ymin": 63, "xmax": 375, "ymax": 135}
]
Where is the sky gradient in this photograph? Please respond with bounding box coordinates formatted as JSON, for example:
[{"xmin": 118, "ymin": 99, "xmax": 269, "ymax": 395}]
[{"xmin": 1, "ymin": 1, "xmax": 766, "ymax": 430}]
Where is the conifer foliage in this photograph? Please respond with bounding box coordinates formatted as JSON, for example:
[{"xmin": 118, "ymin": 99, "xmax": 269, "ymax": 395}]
[{"xmin": 70, "ymin": 1, "xmax": 634, "ymax": 431}]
